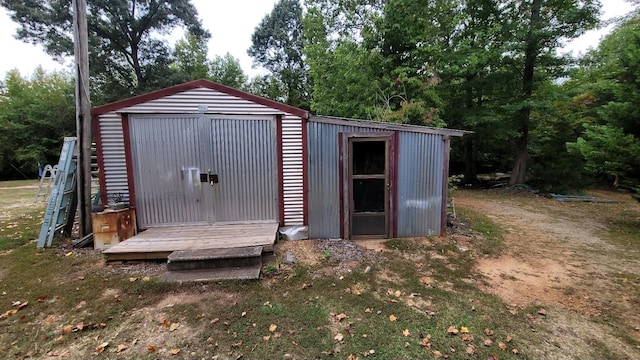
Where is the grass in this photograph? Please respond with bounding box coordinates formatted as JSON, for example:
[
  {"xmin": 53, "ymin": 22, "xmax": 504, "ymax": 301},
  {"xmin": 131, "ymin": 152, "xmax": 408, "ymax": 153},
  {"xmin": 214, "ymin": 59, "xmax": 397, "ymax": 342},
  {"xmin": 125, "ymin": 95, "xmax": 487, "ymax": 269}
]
[
  {"xmin": 1, "ymin": 182, "xmax": 637, "ymax": 358},
  {"xmin": 455, "ymin": 207, "xmax": 505, "ymax": 256}
]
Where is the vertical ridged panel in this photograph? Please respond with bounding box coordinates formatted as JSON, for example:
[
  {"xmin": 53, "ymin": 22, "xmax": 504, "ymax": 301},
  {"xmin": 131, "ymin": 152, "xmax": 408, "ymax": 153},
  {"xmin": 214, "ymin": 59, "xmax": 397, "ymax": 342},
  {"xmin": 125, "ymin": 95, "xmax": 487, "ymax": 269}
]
[
  {"xmin": 209, "ymin": 117, "xmax": 278, "ymax": 222},
  {"xmin": 129, "ymin": 115, "xmax": 205, "ymax": 227},
  {"xmin": 98, "ymin": 86, "xmax": 305, "ymax": 227},
  {"xmin": 308, "ymin": 120, "xmax": 445, "ymax": 238},
  {"xmin": 307, "ymin": 122, "xmax": 385, "ymax": 238},
  {"xmin": 99, "ymin": 114, "xmax": 130, "ymax": 203},
  {"xmin": 281, "ymin": 115, "xmax": 304, "ymax": 225},
  {"xmin": 397, "ymin": 132, "xmax": 444, "ymax": 237}
]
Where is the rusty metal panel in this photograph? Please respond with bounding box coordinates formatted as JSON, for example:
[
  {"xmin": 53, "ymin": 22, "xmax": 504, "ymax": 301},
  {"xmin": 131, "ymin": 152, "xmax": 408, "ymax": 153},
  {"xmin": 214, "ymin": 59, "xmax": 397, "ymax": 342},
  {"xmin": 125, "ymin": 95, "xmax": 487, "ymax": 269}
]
[
  {"xmin": 99, "ymin": 114, "xmax": 130, "ymax": 203},
  {"xmin": 129, "ymin": 115, "xmax": 206, "ymax": 227},
  {"xmin": 396, "ymin": 132, "xmax": 444, "ymax": 237},
  {"xmin": 207, "ymin": 116, "xmax": 278, "ymax": 223}
]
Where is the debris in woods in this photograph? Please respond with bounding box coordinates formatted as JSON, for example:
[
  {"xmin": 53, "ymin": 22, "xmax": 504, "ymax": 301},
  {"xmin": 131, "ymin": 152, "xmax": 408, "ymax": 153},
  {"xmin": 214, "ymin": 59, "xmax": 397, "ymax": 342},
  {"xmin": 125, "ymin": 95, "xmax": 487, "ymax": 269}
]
[{"xmin": 547, "ymin": 194, "xmax": 619, "ymax": 203}]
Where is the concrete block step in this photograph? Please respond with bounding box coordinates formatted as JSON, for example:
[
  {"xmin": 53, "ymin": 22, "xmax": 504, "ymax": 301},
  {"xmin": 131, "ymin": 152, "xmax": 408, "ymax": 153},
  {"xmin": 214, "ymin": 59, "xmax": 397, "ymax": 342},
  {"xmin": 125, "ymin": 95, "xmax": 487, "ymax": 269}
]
[
  {"xmin": 167, "ymin": 246, "xmax": 263, "ymax": 271},
  {"xmin": 160, "ymin": 264, "xmax": 262, "ymax": 282}
]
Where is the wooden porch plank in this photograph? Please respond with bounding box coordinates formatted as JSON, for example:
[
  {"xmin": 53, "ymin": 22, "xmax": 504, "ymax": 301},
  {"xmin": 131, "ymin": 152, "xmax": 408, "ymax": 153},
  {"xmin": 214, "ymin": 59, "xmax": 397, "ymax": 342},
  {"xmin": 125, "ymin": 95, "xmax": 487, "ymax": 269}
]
[{"xmin": 103, "ymin": 223, "xmax": 279, "ymax": 260}]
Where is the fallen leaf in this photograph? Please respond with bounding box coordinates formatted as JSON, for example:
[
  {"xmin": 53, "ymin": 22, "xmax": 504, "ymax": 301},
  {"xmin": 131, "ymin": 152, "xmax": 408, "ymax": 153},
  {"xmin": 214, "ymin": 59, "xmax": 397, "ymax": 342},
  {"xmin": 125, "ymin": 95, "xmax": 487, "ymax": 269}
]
[
  {"xmin": 484, "ymin": 328, "xmax": 495, "ymax": 336},
  {"xmin": 484, "ymin": 339, "xmax": 493, "ymax": 347},
  {"xmin": 159, "ymin": 317, "xmax": 170, "ymax": 327},
  {"xmin": 117, "ymin": 344, "xmax": 128, "ymax": 353},
  {"xmin": 447, "ymin": 326, "xmax": 459, "ymax": 335},
  {"xmin": 460, "ymin": 326, "xmax": 469, "ymax": 333},
  {"xmin": 95, "ymin": 342, "xmax": 109, "ymax": 353},
  {"xmin": 336, "ymin": 313, "xmax": 347, "ymax": 321},
  {"xmin": 505, "ymin": 335, "xmax": 512, "ymax": 343},
  {"xmin": 269, "ymin": 324, "xmax": 278, "ymax": 332},
  {"xmin": 499, "ymin": 342, "xmax": 507, "ymax": 351},
  {"xmin": 537, "ymin": 308, "xmax": 547, "ymax": 316},
  {"xmin": 461, "ymin": 334, "xmax": 474, "ymax": 342},
  {"xmin": 346, "ymin": 354, "xmax": 358, "ymax": 360},
  {"xmin": 419, "ymin": 335, "xmax": 432, "ymax": 348},
  {"xmin": 211, "ymin": 317, "xmax": 220, "ymax": 324},
  {"xmin": 62, "ymin": 325, "xmax": 74, "ymax": 334},
  {"xmin": 17, "ymin": 301, "xmax": 28, "ymax": 310},
  {"xmin": 241, "ymin": 311, "xmax": 247, "ymax": 317},
  {"xmin": 263, "ymin": 335, "xmax": 271, "ymax": 341},
  {"xmin": 389, "ymin": 314, "xmax": 398, "ymax": 322},
  {"xmin": 394, "ymin": 290, "xmax": 402, "ymax": 297},
  {"xmin": 147, "ymin": 345, "xmax": 158, "ymax": 352},
  {"xmin": 432, "ymin": 350, "xmax": 443, "ymax": 358},
  {"xmin": 0, "ymin": 309, "xmax": 18, "ymax": 319},
  {"xmin": 78, "ymin": 276, "xmax": 85, "ymax": 281},
  {"xmin": 231, "ymin": 341, "xmax": 242, "ymax": 348},
  {"xmin": 365, "ymin": 349, "xmax": 375, "ymax": 356},
  {"xmin": 170, "ymin": 348, "xmax": 180, "ymax": 355},
  {"xmin": 169, "ymin": 323, "xmax": 180, "ymax": 332},
  {"xmin": 129, "ymin": 277, "xmax": 137, "ymax": 282},
  {"xmin": 512, "ymin": 348, "xmax": 519, "ymax": 354},
  {"xmin": 466, "ymin": 345, "xmax": 476, "ymax": 355},
  {"xmin": 364, "ymin": 308, "xmax": 372, "ymax": 313},
  {"xmin": 402, "ymin": 329, "xmax": 411, "ymax": 337},
  {"xmin": 64, "ymin": 252, "xmax": 73, "ymax": 257},
  {"xmin": 335, "ymin": 333, "xmax": 344, "ymax": 342},
  {"xmin": 142, "ymin": 276, "xmax": 151, "ymax": 282}
]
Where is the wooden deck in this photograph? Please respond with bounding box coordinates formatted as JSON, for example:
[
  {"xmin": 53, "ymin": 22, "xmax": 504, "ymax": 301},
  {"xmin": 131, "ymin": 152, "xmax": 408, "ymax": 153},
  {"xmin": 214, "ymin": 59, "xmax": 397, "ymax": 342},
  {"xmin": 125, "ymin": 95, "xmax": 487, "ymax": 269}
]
[{"xmin": 102, "ymin": 223, "xmax": 279, "ymax": 261}]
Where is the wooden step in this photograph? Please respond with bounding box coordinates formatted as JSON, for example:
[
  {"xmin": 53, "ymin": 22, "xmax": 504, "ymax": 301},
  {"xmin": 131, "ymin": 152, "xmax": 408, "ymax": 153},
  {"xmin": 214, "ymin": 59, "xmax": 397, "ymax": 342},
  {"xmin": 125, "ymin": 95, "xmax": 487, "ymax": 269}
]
[
  {"xmin": 160, "ymin": 264, "xmax": 262, "ymax": 282},
  {"xmin": 166, "ymin": 246, "xmax": 263, "ymax": 271}
]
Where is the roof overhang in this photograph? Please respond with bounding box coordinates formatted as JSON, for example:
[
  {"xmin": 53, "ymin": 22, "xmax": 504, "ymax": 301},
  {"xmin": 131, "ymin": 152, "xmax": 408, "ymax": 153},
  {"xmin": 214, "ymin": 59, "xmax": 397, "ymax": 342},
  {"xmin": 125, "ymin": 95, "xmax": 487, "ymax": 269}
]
[{"xmin": 310, "ymin": 115, "xmax": 470, "ymax": 137}]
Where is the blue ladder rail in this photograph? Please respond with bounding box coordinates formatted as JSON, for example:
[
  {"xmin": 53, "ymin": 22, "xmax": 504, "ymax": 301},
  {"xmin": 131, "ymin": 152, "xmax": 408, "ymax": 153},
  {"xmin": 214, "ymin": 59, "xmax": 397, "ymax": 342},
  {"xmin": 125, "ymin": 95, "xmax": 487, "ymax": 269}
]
[{"xmin": 37, "ymin": 137, "xmax": 78, "ymax": 248}]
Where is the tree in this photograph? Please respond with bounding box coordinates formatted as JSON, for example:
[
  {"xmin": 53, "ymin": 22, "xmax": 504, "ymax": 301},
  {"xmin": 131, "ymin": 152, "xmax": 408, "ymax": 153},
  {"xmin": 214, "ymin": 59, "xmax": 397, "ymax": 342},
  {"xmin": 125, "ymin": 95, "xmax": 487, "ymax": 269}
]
[
  {"xmin": 210, "ymin": 53, "xmax": 247, "ymax": 89},
  {"xmin": 503, "ymin": 0, "xmax": 600, "ymax": 185},
  {"xmin": 567, "ymin": 124, "xmax": 640, "ymax": 186},
  {"xmin": 248, "ymin": 0, "xmax": 310, "ymax": 109},
  {"xmin": 0, "ymin": 68, "xmax": 75, "ymax": 179},
  {"xmin": 1, "ymin": 0, "xmax": 209, "ymax": 103},
  {"xmin": 565, "ymin": 14, "xmax": 640, "ymax": 188},
  {"xmin": 173, "ymin": 33, "xmax": 210, "ymax": 81}
]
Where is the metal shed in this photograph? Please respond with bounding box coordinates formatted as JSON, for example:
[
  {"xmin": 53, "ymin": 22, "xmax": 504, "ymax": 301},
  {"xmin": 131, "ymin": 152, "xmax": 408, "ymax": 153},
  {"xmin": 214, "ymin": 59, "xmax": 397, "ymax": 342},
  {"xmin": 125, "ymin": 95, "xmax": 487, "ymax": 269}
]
[{"xmin": 92, "ymin": 79, "xmax": 465, "ymax": 244}]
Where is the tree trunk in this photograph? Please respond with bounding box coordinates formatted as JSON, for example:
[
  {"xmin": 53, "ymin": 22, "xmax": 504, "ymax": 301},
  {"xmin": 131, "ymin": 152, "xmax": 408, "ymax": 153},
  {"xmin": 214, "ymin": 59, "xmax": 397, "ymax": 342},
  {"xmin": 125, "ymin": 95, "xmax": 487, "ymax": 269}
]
[{"xmin": 509, "ymin": 0, "xmax": 541, "ymax": 186}]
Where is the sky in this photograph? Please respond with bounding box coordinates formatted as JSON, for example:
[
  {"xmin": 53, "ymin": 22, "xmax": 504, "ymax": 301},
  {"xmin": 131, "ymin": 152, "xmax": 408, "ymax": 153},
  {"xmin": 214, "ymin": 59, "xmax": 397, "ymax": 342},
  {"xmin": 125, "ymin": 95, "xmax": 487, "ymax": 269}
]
[{"xmin": 0, "ymin": 0, "xmax": 635, "ymax": 80}]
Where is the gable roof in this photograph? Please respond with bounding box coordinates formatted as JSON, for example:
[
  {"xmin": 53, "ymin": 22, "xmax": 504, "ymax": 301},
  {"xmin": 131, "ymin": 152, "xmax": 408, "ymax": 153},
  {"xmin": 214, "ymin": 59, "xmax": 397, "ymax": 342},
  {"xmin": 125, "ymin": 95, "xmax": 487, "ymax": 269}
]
[{"xmin": 91, "ymin": 79, "xmax": 309, "ymax": 119}]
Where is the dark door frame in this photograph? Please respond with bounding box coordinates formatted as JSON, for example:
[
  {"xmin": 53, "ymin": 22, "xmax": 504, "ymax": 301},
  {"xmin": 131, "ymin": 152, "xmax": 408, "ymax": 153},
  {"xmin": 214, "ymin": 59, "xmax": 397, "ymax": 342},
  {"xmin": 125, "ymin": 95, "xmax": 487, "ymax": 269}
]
[{"xmin": 339, "ymin": 132, "xmax": 397, "ymax": 239}]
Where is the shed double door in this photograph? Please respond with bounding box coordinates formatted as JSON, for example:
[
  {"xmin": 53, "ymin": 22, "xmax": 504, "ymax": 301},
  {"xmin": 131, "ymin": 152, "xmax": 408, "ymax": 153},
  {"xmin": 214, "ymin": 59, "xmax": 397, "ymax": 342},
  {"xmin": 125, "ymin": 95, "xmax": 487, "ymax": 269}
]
[{"xmin": 129, "ymin": 115, "xmax": 278, "ymax": 228}]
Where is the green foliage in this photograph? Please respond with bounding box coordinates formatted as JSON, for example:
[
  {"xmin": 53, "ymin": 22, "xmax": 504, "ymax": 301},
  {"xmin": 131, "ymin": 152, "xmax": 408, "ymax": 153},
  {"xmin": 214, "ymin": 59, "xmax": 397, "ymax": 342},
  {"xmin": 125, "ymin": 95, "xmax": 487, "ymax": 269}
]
[
  {"xmin": 210, "ymin": 53, "xmax": 247, "ymax": 89},
  {"xmin": 248, "ymin": 0, "xmax": 310, "ymax": 109},
  {"xmin": 172, "ymin": 33, "xmax": 210, "ymax": 81},
  {"xmin": 0, "ymin": 69, "xmax": 75, "ymax": 179},
  {"xmin": 1, "ymin": 0, "xmax": 209, "ymax": 104},
  {"xmin": 567, "ymin": 124, "xmax": 640, "ymax": 187}
]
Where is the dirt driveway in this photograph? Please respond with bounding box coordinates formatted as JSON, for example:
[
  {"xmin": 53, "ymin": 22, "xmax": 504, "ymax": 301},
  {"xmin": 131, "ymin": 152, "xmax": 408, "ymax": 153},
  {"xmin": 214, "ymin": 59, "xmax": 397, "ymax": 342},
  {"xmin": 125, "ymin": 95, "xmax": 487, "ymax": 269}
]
[{"xmin": 456, "ymin": 189, "xmax": 640, "ymax": 358}]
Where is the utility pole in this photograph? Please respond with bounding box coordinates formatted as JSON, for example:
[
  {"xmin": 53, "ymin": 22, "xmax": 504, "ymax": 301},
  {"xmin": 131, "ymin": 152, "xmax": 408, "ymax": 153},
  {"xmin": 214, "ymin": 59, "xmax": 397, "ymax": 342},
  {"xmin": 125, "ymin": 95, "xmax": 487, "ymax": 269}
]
[{"xmin": 72, "ymin": 0, "xmax": 92, "ymax": 237}]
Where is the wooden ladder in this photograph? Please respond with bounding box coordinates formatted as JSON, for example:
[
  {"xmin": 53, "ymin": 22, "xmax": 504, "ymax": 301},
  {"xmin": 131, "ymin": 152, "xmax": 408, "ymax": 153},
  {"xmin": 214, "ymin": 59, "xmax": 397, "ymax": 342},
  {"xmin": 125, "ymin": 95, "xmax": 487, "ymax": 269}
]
[{"xmin": 37, "ymin": 137, "xmax": 78, "ymax": 248}]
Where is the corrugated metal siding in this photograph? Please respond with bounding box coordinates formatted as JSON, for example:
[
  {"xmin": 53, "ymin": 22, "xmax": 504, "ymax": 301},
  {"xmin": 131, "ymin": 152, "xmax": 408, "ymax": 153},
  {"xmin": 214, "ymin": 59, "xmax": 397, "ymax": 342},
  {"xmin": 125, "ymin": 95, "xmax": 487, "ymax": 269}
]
[
  {"xmin": 307, "ymin": 122, "xmax": 385, "ymax": 238},
  {"xmin": 120, "ymin": 88, "xmax": 286, "ymax": 115},
  {"xmin": 307, "ymin": 121, "xmax": 445, "ymax": 238},
  {"xmin": 281, "ymin": 115, "xmax": 304, "ymax": 225},
  {"xmin": 97, "ymin": 87, "xmax": 305, "ymax": 226},
  {"xmin": 129, "ymin": 116, "xmax": 206, "ymax": 227},
  {"xmin": 209, "ymin": 117, "xmax": 278, "ymax": 223},
  {"xmin": 396, "ymin": 132, "xmax": 444, "ymax": 237},
  {"xmin": 128, "ymin": 115, "xmax": 278, "ymax": 227},
  {"xmin": 99, "ymin": 113, "xmax": 130, "ymax": 203}
]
